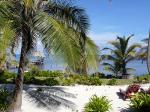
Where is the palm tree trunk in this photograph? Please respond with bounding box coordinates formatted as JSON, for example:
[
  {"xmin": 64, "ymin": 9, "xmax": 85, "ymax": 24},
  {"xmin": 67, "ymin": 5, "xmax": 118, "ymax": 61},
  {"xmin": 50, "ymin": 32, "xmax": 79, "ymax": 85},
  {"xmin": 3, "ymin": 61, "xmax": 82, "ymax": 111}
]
[
  {"xmin": 79, "ymin": 33, "xmax": 87, "ymax": 75},
  {"xmin": 122, "ymin": 61, "xmax": 127, "ymax": 79},
  {"xmin": 147, "ymin": 32, "xmax": 150, "ymax": 74},
  {"xmin": 9, "ymin": 27, "xmax": 28, "ymax": 112}
]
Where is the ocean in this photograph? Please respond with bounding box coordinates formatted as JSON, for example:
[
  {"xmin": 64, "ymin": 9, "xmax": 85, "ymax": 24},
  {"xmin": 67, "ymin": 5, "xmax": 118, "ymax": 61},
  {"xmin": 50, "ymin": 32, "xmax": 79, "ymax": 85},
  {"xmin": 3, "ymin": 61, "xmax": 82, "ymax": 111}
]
[{"xmin": 14, "ymin": 53, "xmax": 148, "ymax": 76}]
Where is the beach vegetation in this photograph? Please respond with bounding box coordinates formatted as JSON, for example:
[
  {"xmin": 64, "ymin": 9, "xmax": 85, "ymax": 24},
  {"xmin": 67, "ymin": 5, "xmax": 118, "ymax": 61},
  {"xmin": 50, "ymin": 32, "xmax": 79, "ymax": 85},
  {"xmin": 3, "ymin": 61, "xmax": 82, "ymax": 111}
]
[
  {"xmin": 0, "ymin": 87, "xmax": 10, "ymax": 111},
  {"xmin": 130, "ymin": 93, "xmax": 150, "ymax": 112},
  {"xmin": 84, "ymin": 95, "xmax": 111, "ymax": 112},
  {"xmin": 107, "ymin": 78, "xmax": 117, "ymax": 85},
  {"xmin": 102, "ymin": 35, "xmax": 141, "ymax": 78},
  {"xmin": 0, "ymin": 0, "xmax": 99, "ymax": 110}
]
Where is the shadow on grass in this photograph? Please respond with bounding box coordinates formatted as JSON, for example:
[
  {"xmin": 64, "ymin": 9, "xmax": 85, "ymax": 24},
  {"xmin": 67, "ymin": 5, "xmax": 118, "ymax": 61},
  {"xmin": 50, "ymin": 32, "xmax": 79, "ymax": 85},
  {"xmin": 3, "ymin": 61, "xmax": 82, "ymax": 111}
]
[{"xmin": 23, "ymin": 85, "xmax": 77, "ymax": 111}]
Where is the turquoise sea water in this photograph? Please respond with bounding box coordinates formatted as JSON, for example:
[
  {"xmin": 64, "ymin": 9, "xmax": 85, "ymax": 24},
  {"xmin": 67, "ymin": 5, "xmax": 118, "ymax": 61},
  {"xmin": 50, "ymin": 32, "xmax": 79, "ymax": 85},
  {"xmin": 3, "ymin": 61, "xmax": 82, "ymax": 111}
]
[{"xmin": 15, "ymin": 54, "xmax": 148, "ymax": 76}]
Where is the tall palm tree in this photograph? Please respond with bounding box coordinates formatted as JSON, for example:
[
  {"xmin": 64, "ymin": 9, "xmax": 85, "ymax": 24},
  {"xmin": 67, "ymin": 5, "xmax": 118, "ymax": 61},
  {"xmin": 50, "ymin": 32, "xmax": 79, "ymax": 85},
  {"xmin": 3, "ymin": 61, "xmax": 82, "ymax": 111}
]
[
  {"xmin": 102, "ymin": 61, "xmax": 121, "ymax": 76},
  {"xmin": 138, "ymin": 38, "xmax": 148, "ymax": 62},
  {"xmin": 0, "ymin": 0, "xmax": 99, "ymax": 111},
  {"xmin": 138, "ymin": 32, "xmax": 150, "ymax": 75},
  {"xmin": 103, "ymin": 35, "xmax": 140, "ymax": 78},
  {"xmin": 147, "ymin": 32, "xmax": 150, "ymax": 74}
]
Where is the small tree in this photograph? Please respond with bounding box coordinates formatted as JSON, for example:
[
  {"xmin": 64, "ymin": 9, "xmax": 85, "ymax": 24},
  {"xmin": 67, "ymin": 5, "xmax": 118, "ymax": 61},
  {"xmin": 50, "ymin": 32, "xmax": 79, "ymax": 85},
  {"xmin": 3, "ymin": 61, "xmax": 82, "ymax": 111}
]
[{"xmin": 102, "ymin": 35, "xmax": 140, "ymax": 78}]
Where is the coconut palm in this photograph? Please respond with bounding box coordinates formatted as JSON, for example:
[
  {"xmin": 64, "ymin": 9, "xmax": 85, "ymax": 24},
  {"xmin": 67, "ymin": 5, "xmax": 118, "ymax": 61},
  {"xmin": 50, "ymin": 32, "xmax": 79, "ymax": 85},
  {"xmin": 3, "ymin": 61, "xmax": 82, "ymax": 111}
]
[
  {"xmin": 138, "ymin": 32, "xmax": 150, "ymax": 74},
  {"xmin": 0, "ymin": 0, "xmax": 99, "ymax": 111},
  {"xmin": 0, "ymin": 24, "xmax": 14, "ymax": 72},
  {"xmin": 138, "ymin": 38, "xmax": 148, "ymax": 62},
  {"xmin": 102, "ymin": 62, "xmax": 120, "ymax": 76},
  {"xmin": 103, "ymin": 35, "xmax": 140, "ymax": 78}
]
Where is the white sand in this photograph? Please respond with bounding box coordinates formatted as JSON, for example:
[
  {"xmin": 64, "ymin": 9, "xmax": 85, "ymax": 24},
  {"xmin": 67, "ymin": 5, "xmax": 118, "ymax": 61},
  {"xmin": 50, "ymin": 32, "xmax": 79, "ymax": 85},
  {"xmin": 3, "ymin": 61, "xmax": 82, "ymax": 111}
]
[{"xmin": 19, "ymin": 84, "xmax": 149, "ymax": 112}]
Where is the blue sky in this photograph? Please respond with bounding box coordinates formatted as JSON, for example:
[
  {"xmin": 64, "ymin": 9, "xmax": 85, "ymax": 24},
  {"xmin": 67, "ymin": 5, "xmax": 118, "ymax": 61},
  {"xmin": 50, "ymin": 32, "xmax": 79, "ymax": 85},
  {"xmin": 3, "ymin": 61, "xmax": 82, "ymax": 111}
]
[{"xmin": 75, "ymin": 0, "xmax": 150, "ymax": 47}]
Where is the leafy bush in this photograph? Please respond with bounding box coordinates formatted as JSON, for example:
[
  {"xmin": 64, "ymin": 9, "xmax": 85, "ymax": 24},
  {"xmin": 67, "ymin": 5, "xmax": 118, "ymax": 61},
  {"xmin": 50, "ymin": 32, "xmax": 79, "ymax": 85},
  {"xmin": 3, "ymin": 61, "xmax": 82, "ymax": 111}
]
[
  {"xmin": 84, "ymin": 95, "xmax": 111, "ymax": 112},
  {"xmin": 44, "ymin": 78, "xmax": 59, "ymax": 86},
  {"xmin": 107, "ymin": 78, "xmax": 117, "ymax": 85},
  {"xmin": 0, "ymin": 88, "xmax": 10, "ymax": 111},
  {"xmin": 92, "ymin": 72, "xmax": 105, "ymax": 78},
  {"xmin": 60, "ymin": 78, "xmax": 75, "ymax": 86},
  {"xmin": 37, "ymin": 71, "xmax": 63, "ymax": 78},
  {"xmin": 88, "ymin": 77, "xmax": 102, "ymax": 85},
  {"xmin": 130, "ymin": 93, "xmax": 150, "ymax": 112},
  {"xmin": 136, "ymin": 75, "xmax": 150, "ymax": 83},
  {"xmin": 0, "ymin": 75, "xmax": 7, "ymax": 84},
  {"xmin": 0, "ymin": 70, "xmax": 16, "ymax": 84},
  {"xmin": 76, "ymin": 76, "xmax": 90, "ymax": 85}
]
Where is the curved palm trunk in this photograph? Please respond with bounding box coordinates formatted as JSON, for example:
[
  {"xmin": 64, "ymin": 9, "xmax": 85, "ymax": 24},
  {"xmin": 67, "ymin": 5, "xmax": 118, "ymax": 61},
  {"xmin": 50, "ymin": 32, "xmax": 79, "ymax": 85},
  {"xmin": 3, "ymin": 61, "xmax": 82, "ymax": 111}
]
[
  {"xmin": 79, "ymin": 36, "xmax": 87, "ymax": 75},
  {"xmin": 122, "ymin": 61, "xmax": 127, "ymax": 79},
  {"xmin": 147, "ymin": 32, "xmax": 150, "ymax": 74},
  {"xmin": 9, "ymin": 27, "xmax": 28, "ymax": 112}
]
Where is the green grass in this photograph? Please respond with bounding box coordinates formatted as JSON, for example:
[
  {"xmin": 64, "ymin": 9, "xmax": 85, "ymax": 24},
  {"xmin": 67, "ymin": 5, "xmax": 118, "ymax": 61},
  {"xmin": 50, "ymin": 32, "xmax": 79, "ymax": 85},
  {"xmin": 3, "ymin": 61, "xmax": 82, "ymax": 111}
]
[{"xmin": 100, "ymin": 79, "xmax": 135, "ymax": 85}]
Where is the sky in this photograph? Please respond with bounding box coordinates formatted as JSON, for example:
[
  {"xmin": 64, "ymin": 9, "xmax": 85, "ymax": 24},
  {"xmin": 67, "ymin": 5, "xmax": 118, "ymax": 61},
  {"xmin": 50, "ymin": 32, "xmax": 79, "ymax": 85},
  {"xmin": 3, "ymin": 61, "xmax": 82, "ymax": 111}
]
[{"xmin": 74, "ymin": 0, "xmax": 150, "ymax": 48}]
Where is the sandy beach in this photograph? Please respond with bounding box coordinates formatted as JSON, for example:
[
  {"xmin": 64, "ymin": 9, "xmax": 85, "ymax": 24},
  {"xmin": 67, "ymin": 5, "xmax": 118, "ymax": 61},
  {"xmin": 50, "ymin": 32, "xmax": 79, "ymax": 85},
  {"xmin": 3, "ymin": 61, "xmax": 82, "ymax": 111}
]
[{"xmin": 16, "ymin": 84, "xmax": 150, "ymax": 112}]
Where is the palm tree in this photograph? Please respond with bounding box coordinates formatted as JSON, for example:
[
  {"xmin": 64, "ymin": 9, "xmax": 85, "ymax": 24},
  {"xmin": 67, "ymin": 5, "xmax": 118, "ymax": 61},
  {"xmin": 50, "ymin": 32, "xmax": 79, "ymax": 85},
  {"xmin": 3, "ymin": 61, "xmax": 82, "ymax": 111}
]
[
  {"xmin": 102, "ymin": 62, "xmax": 120, "ymax": 77},
  {"xmin": 138, "ymin": 32, "xmax": 150, "ymax": 75},
  {"xmin": 138, "ymin": 38, "xmax": 148, "ymax": 62},
  {"xmin": 0, "ymin": 24, "xmax": 14, "ymax": 73},
  {"xmin": 103, "ymin": 35, "xmax": 140, "ymax": 78},
  {"xmin": 0, "ymin": 0, "xmax": 99, "ymax": 111}
]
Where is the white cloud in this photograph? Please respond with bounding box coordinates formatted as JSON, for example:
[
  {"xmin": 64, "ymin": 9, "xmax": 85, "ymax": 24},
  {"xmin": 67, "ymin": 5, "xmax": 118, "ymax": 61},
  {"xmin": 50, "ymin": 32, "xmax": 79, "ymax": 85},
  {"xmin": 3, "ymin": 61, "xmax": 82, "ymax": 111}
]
[
  {"xmin": 89, "ymin": 32, "xmax": 120, "ymax": 48},
  {"xmin": 89, "ymin": 32, "xmax": 146, "ymax": 48}
]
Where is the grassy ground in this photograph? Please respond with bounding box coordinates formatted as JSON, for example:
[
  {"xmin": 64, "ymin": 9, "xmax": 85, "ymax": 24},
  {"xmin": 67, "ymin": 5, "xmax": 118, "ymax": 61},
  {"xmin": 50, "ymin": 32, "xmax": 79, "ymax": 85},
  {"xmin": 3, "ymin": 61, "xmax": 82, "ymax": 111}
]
[{"xmin": 100, "ymin": 79, "xmax": 135, "ymax": 85}]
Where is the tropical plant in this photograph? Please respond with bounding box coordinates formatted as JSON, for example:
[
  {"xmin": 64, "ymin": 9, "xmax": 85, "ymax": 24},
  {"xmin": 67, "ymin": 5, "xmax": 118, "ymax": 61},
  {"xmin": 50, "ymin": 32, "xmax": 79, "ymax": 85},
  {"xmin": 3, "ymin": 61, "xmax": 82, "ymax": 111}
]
[
  {"xmin": 102, "ymin": 35, "xmax": 140, "ymax": 78},
  {"xmin": 84, "ymin": 95, "xmax": 111, "ymax": 112},
  {"xmin": 102, "ymin": 62, "xmax": 120, "ymax": 77},
  {"xmin": 107, "ymin": 78, "xmax": 117, "ymax": 85},
  {"xmin": 138, "ymin": 32, "xmax": 150, "ymax": 74},
  {"xmin": 0, "ymin": 0, "xmax": 98, "ymax": 111},
  {"xmin": 0, "ymin": 87, "xmax": 10, "ymax": 111},
  {"xmin": 138, "ymin": 38, "xmax": 148, "ymax": 62},
  {"xmin": 0, "ymin": 25, "xmax": 15, "ymax": 73},
  {"xmin": 130, "ymin": 93, "xmax": 150, "ymax": 112}
]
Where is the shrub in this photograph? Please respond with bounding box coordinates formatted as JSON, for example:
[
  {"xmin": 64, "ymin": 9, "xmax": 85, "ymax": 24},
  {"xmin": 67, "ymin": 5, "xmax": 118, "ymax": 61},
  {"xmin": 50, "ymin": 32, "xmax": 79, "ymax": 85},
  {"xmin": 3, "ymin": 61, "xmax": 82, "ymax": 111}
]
[
  {"xmin": 0, "ymin": 70, "xmax": 16, "ymax": 84},
  {"xmin": 107, "ymin": 78, "xmax": 117, "ymax": 85},
  {"xmin": 136, "ymin": 75, "xmax": 150, "ymax": 83},
  {"xmin": 88, "ymin": 77, "xmax": 102, "ymax": 85},
  {"xmin": 24, "ymin": 72, "xmax": 36, "ymax": 84},
  {"xmin": 0, "ymin": 75, "xmax": 7, "ymax": 84},
  {"xmin": 60, "ymin": 78, "xmax": 75, "ymax": 86},
  {"xmin": 76, "ymin": 76, "xmax": 90, "ymax": 85},
  {"xmin": 130, "ymin": 93, "xmax": 150, "ymax": 112},
  {"xmin": 44, "ymin": 78, "xmax": 59, "ymax": 86},
  {"xmin": 0, "ymin": 88, "xmax": 10, "ymax": 111},
  {"xmin": 84, "ymin": 95, "xmax": 111, "ymax": 112},
  {"xmin": 92, "ymin": 72, "xmax": 105, "ymax": 78},
  {"xmin": 37, "ymin": 71, "xmax": 63, "ymax": 78}
]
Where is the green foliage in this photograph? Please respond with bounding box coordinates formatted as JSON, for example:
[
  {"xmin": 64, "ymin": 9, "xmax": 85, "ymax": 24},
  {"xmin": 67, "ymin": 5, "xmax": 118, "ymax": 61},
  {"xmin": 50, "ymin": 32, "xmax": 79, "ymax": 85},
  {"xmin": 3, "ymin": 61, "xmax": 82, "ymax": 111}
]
[
  {"xmin": 37, "ymin": 71, "xmax": 63, "ymax": 78},
  {"xmin": 88, "ymin": 77, "xmax": 102, "ymax": 85},
  {"xmin": 130, "ymin": 93, "xmax": 150, "ymax": 112},
  {"xmin": 43, "ymin": 78, "xmax": 59, "ymax": 86},
  {"xmin": 0, "ymin": 88, "xmax": 10, "ymax": 111},
  {"xmin": 60, "ymin": 78, "xmax": 75, "ymax": 86},
  {"xmin": 84, "ymin": 95, "xmax": 111, "ymax": 112},
  {"xmin": 76, "ymin": 76, "xmax": 90, "ymax": 85},
  {"xmin": 0, "ymin": 0, "xmax": 99, "ymax": 75},
  {"xmin": 102, "ymin": 35, "xmax": 140, "ymax": 76},
  {"xmin": 135, "ymin": 75, "xmax": 150, "ymax": 83},
  {"xmin": 0, "ymin": 70, "xmax": 16, "ymax": 84},
  {"xmin": 107, "ymin": 78, "xmax": 117, "ymax": 85},
  {"xmin": 24, "ymin": 74, "xmax": 59, "ymax": 86}
]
